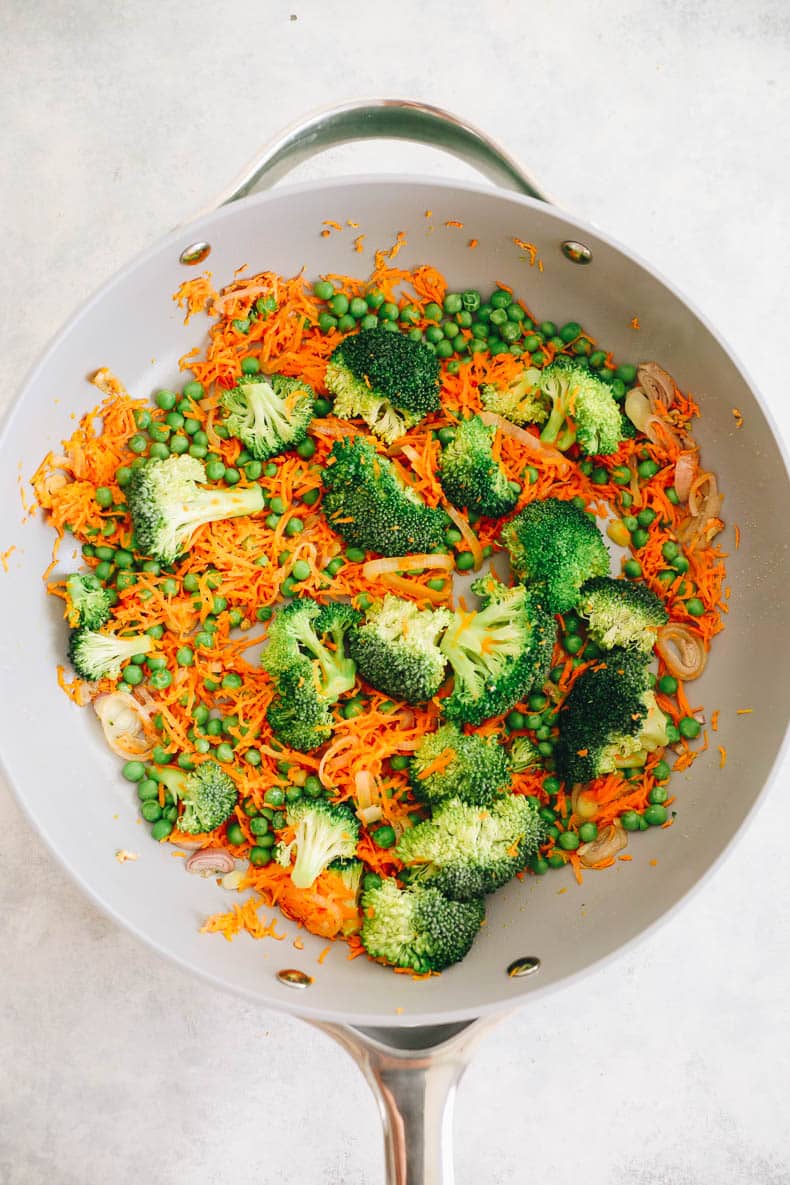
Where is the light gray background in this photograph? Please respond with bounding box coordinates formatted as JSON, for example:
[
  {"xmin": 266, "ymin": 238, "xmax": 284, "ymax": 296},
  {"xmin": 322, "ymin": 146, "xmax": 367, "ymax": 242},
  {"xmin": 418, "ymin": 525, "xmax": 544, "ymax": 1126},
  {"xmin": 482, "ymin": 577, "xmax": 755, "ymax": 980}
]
[{"xmin": 2, "ymin": 3, "xmax": 790, "ymax": 1183}]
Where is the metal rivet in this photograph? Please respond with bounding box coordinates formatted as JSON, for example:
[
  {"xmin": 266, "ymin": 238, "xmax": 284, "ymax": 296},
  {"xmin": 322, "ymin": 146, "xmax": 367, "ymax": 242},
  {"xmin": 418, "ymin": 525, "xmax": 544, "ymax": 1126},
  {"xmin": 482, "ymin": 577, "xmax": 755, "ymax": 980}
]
[
  {"xmin": 507, "ymin": 956, "xmax": 541, "ymax": 979},
  {"xmin": 561, "ymin": 240, "xmax": 593, "ymax": 265},
  {"xmin": 277, "ymin": 968, "xmax": 314, "ymax": 989},
  {"xmin": 179, "ymin": 241, "xmax": 211, "ymax": 266}
]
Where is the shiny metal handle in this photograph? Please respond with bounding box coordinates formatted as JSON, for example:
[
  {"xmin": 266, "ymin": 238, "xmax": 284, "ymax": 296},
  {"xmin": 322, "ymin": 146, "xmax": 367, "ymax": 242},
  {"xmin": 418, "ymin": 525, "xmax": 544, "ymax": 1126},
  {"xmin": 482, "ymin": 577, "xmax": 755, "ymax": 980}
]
[
  {"xmin": 312, "ymin": 1017, "xmax": 504, "ymax": 1185},
  {"xmin": 203, "ymin": 99, "xmax": 550, "ymax": 213}
]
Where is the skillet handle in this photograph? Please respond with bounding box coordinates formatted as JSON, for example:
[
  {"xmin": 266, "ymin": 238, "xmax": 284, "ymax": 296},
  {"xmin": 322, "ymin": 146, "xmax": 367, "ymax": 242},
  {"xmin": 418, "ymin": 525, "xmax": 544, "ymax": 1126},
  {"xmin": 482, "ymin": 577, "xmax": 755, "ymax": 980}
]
[
  {"xmin": 206, "ymin": 99, "xmax": 550, "ymax": 209},
  {"xmin": 312, "ymin": 1017, "xmax": 502, "ymax": 1185}
]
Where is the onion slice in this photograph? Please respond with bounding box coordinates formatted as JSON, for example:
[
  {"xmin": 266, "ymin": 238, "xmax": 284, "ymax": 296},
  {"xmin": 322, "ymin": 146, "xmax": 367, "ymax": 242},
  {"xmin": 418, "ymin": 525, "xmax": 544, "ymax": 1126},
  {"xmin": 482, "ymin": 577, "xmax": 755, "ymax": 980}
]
[
  {"xmin": 673, "ymin": 451, "xmax": 698, "ymax": 503},
  {"xmin": 656, "ymin": 623, "xmax": 707, "ymax": 681},
  {"xmin": 479, "ymin": 411, "xmax": 572, "ymax": 474},
  {"xmin": 443, "ymin": 502, "xmax": 483, "ymax": 570},
  {"xmin": 354, "ymin": 770, "xmax": 376, "ymax": 810},
  {"xmin": 358, "ymin": 804, "xmax": 383, "ymax": 826},
  {"xmin": 93, "ymin": 692, "xmax": 156, "ymax": 759},
  {"xmin": 362, "ymin": 553, "xmax": 454, "ymax": 581},
  {"xmin": 637, "ymin": 362, "xmax": 676, "ymax": 409},
  {"xmin": 185, "ymin": 849, "xmax": 235, "ymax": 877},
  {"xmin": 571, "ymin": 786, "xmax": 598, "ymax": 820},
  {"xmin": 578, "ymin": 822, "xmax": 628, "ymax": 868}
]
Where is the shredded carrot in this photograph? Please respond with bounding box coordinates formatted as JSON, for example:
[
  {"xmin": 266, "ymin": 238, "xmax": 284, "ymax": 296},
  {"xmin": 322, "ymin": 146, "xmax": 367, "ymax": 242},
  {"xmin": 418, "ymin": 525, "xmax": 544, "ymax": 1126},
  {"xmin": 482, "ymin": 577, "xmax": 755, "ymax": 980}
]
[
  {"xmin": 444, "ymin": 220, "xmax": 464, "ymax": 229},
  {"xmin": 718, "ymin": 746, "xmax": 727, "ymax": 768},
  {"xmin": 317, "ymin": 945, "xmax": 331, "ymax": 965},
  {"xmin": 711, "ymin": 710, "xmax": 719, "ymax": 732},
  {"xmin": 737, "ymin": 708, "xmax": 753, "ymax": 715},
  {"xmin": 468, "ymin": 238, "xmax": 479, "ymax": 249},
  {"xmin": 734, "ymin": 524, "xmax": 740, "ymax": 549},
  {"xmin": 0, "ymin": 545, "xmax": 16, "ymax": 572},
  {"xmin": 630, "ymin": 316, "xmax": 640, "ymax": 330}
]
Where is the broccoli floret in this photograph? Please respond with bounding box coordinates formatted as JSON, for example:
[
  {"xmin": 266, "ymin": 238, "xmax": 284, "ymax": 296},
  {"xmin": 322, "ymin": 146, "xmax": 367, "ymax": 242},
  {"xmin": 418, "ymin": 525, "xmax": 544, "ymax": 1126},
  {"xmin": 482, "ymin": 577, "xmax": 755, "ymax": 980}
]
[
  {"xmin": 409, "ymin": 722, "xmax": 511, "ymax": 807},
  {"xmin": 64, "ymin": 572, "xmax": 112, "ymax": 629},
  {"xmin": 261, "ymin": 599, "xmax": 360, "ymax": 702},
  {"xmin": 479, "ymin": 366, "xmax": 548, "ymax": 426},
  {"xmin": 502, "ymin": 497, "xmax": 610, "ymax": 613},
  {"xmin": 437, "ymin": 415, "xmax": 519, "ymax": 518},
  {"xmin": 322, "ymin": 437, "xmax": 446, "ymax": 557},
  {"xmin": 538, "ymin": 357, "xmax": 623, "ymax": 456},
  {"xmin": 397, "ymin": 794, "xmax": 546, "ymax": 902},
  {"xmin": 508, "ymin": 735, "xmax": 542, "ymax": 773},
  {"xmin": 156, "ymin": 761, "xmax": 238, "ymax": 834},
  {"xmin": 275, "ymin": 800, "xmax": 360, "ymax": 889},
  {"xmin": 554, "ymin": 648, "xmax": 669, "ymax": 784},
  {"xmin": 128, "ymin": 455, "xmax": 264, "ymax": 564},
  {"xmin": 325, "ymin": 328, "xmax": 441, "ymax": 444},
  {"xmin": 68, "ymin": 627, "xmax": 153, "ymax": 681},
  {"xmin": 360, "ymin": 878, "xmax": 485, "ymax": 973},
  {"xmin": 577, "ymin": 576, "xmax": 668, "ymax": 653},
  {"xmin": 266, "ymin": 666, "xmax": 334, "ymax": 753},
  {"xmin": 348, "ymin": 595, "xmax": 451, "ymax": 704},
  {"xmin": 440, "ymin": 575, "xmax": 556, "ymax": 726},
  {"xmin": 220, "ymin": 372, "xmax": 315, "ymax": 461}
]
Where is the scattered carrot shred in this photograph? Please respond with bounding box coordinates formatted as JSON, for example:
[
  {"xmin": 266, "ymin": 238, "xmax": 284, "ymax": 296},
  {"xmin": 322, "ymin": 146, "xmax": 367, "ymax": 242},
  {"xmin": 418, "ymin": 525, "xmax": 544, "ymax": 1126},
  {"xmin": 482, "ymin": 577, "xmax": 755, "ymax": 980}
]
[
  {"xmin": 444, "ymin": 220, "xmax": 464, "ymax": 229},
  {"xmin": 718, "ymin": 746, "xmax": 727, "ymax": 768},
  {"xmin": 0, "ymin": 545, "xmax": 16, "ymax": 572},
  {"xmin": 630, "ymin": 316, "xmax": 641, "ymax": 329}
]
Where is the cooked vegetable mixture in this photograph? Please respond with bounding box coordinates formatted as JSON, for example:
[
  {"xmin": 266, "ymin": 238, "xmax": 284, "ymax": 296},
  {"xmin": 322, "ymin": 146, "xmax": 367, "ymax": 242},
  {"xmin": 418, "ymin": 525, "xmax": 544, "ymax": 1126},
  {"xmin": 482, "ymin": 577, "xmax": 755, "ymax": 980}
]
[{"xmin": 32, "ymin": 247, "xmax": 726, "ymax": 975}]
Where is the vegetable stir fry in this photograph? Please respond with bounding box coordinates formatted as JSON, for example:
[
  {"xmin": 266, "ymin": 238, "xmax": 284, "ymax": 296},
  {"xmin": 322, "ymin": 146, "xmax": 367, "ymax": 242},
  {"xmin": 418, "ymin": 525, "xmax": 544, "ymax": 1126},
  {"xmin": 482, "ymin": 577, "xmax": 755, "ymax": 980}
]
[{"xmin": 33, "ymin": 249, "xmax": 726, "ymax": 975}]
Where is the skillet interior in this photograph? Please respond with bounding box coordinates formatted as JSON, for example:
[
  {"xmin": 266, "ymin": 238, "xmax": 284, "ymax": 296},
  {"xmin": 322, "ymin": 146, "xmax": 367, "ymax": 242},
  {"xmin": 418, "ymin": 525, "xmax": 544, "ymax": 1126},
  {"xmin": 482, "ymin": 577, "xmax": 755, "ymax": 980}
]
[{"xmin": 1, "ymin": 177, "xmax": 787, "ymax": 1026}]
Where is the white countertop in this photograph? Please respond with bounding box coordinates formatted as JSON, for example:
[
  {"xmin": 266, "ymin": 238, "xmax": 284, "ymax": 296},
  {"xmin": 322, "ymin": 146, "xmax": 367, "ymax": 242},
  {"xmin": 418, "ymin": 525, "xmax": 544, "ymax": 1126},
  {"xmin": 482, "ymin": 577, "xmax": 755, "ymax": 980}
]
[{"xmin": 3, "ymin": 3, "xmax": 790, "ymax": 1182}]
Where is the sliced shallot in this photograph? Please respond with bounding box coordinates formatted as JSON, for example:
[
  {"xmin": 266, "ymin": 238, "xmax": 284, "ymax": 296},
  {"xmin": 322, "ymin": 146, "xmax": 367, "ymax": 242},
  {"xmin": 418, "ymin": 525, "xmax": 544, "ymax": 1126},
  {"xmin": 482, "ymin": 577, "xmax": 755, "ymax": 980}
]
[
  {"xmin": 578, "ymin": 822, "xmax": 628, "ymax": 868},
  {"xmin": 479, "ymin": 411, "xmax": 572, "ymax": 475},
  {"xmin": 185, "ymin": 848, "xmax": 236, "ymax": 877},
  {"xmin": 571, "ymin": 786, "xmax": 598, "ymax": 820},
  {"xmin": 656, "ymin": 623, "xmax": 707, "ymax": 680},
  {"xmin": 637, "ymin": 362, "xmax": 676, "ymax": 409},
  {"xmin": 673, "ymin": 451, "xmax": 698, "ymax": 503},
  {"xmin": 362, "ymin": 553, "xmax": 454, "ymax": 581},
  {"xmin": 93, "ymin": 692, "xmax": 156, "ymax": 759}
]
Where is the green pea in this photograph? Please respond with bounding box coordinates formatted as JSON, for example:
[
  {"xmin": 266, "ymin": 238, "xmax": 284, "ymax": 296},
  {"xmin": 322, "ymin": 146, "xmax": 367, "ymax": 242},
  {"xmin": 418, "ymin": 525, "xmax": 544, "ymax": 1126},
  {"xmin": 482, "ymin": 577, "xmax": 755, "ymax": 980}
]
[
  {"xmin": 115, "ymin": 466, "xmax": 132, "ymax": 487},
  {"xmin": 631, "ymin": 528, "xmax": 650, "ymax": 549},
  {"xmin": 614, "ymin": 363, "xmax": 637, "ymax": 384},
  {"xmin": 313, "ymin": 279, "xmax": 334, "ymax": 301},
  {"xmin": 264, "ymin": 787, "xmax": 285, "ymax": 808},
  {"xmin": 318, "ymin": 312, "xmax": 338, "ymax": 334},
  {"xmin": 141, "ymin": 800, "xmax": 163, "ymax": 823},
  {"xmin": 679, "ymin": 716, "xmax": 701, "ymax": 739},
  {"xmin": 121, "ymin": 664, "xmax": 143, "ymax": 686},
  {"xmin": 620, "ymin": 810, "xmax": 641, "ymax": 831},
  {"xmin": 149, "ymin": 669, "xmax": 172, "ymax": 690},
  {"xmin": 537, "ymin": 741, "xmax": 554, "ymax": 757},
  {"xmin": 389, "ymin": 754, "xmax": 410, "ymax": 771},
  {"xmin": 345, "ymin": 547, "xmax": 366, "ymax": 563},
  {"xmin": 653, "ymin": 760, "xmax": 671, "ymax": 781},
  {"xmin": 638, "ymin": 459, "xmax": 660, "ymax": 479},
  {"xmin": 128, "ymin": 434, "xmax": 147, "ymax": 455},
  {"xmin": 578, "ymin": 821, "xmax": 598, "ymax": 843},
  {"xmin": 506, "ymin": 711, "xmax": 526, "ymax": 732},
  {"xmin": 648, "ymin": 785, "xmax": 669, "ymax": 806},
  {"xmin": 204, "ymin": 460, "xmax": 226, "ymax": 482},
  {"xmin": 291, "ymin": 559, "xmax": 311, "ymax": 582},
  {"xmin": 685, "ymin": 598, "xmax": 705, "ymax": 617},
  {"xmin": 248, "ymin": 815, "xmax": 270, "ymax": 837},
  {"xmin": 135, "ymin": 779, "xmax": 158, "ymax": 803},
  {"xmin": 378, "ymin": 301, "xmax": 397, "ymax": 321},
  {"xmin": 342, "ymin": 697, "xmax": 365, "ymax": 720},
  {"xmin": 179, "ymin": 380, "xmax": 202, "ymax": 402},
  {"xmin": 557, "ymin": 830, "xmax": 580, "ymax": 851},
  {"xmin": 372, "ymin": 824, "xmax": 397, "ymax": 849},
  {"xmin": 214, "ymin": 742, "xmax": 233, "ymax": 763},
  {"xmin": 300, "ymin": 775, "xmax": 321, "ymax": 799},
  {"xmin": 121, "ymin": 760, "xmax": 146, "ymax": 783},
  {"xmin": 150, "ymin": 818, "xmax": 173, "ymax": 841},
  {"xmin": 426, "ymin": 578, "xmax": 446, "ymax": 592},
  {"xmin": 559, "ymin": 321, "xmax": 582, "ymax": 343},
  {"xmin": 240, "ymin": 356, "xmax": 260, "ymax": 376},
  {"xmin": 623, "ymin": 559, "xmax": 642, "ymax": 579},
  {"xmin": 643, "ymin": 803, "xmax": 668, "ymax": 827},
  {"xmin": 155, "ymin": 389, "xmax": 177, "ymax": 411},
  {"xmin": 657, "ymin": 675, "xmax": 678, "ymax": 696},
  {"xmin": 672, "ymin": 555, "xmax": 690, "ymax": 574},
  {"xmin": 145, "ymin": 655, "xmax": 167, "ymax": 671},
  {"xmin": 222, "ymin": 673, "xmax": 243, "ymax": 691},
  {"xmin": 249, "ymin": 846, "xmax": 272, "ymax": 866},
  {"xmin": 222, "ymin": 821, "xmax": 244, "ymax": 846},
  {"xmin": 223, "ymin": 466, "xmax": 240, "ymax": 486},
  {"xmin": 564, "ymin": 634, "xmax": 584, "ymax": 655},
  {"xmin": 285, "ymin": 516, "xmax": 304, "ymax": 537},
  {"xmin": 255, "ymin": 606, "xmax": 273, "ymax": 623},
  {"xmin": 541, "ymin": 777, "xmax": 560, "ymax": 797}
]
